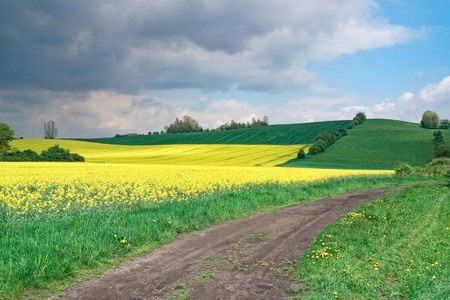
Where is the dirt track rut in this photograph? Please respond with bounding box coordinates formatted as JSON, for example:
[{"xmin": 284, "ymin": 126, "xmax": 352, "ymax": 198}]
[{"xmin": 50, "ymin": 186, "xmax": 409, "ymax": 300}]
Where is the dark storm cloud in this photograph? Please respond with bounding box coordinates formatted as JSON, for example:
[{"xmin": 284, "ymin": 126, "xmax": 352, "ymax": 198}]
[{"xmin": 1, "ymin": 0, "xmax": 371, "ymax": 94}]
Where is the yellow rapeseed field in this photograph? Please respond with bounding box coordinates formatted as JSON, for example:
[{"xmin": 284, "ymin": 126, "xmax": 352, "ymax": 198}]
[
  {"xmin": 10, "ymin": 139, "xmax": 303, "ymax": 166},
  {"xmin": 1, "ymin": 139, "xmax": 393, "ymax": 218},
  {"xmin": 1, "ymin": 162, "xmax": 392, "ymax": 218}
]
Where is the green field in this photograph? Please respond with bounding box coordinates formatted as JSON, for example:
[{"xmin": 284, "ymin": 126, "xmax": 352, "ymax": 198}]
[
  {"xmin": 282, "ymin": 119, "xmax": 450, "ymax": 169},
  {"xmin": 80, "ymin": 120, "xmax": 350, "ymax": 145},
  {"xmin": 78, "ymin": 118, "xmax": 449, "ymax": 169}
]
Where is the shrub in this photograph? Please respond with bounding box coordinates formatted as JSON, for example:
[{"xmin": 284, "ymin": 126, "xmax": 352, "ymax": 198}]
[
  {"xmin": 297, "ymin": 147, "xmax": 307, "ymax": 159},
  {"xmin": 40, "ymin": 145, "xmax": 85, "ymax": 162},
  {"xmin": 395, "ymin": 162, "xmax": 413, "ymax": 176},
  {"xmin": 435, "ymin": 143, "xmax": 450, "ymax": 158},
  {"xmin": 439, "ymin": 124, "xmax": 449, "ymax": 129},
  {"xmin": 424, "ymin": 157, "xmax": 450, "ymax": 175},
  {"xmin": 433, "ymin": 131, "xmax": 444, "ymax": 144},
  {"xmin": 308, "ymin": 144, "xmax": 320, "ymax": 155},
  {"xmin": 347, "ymin": 122, "xmax": 354, "ymax": 129}
]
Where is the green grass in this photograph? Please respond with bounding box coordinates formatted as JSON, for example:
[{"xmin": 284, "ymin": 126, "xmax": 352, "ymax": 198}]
[
  {"xmin": 282, "ymin": 119, "xmax": 450, "ymax": 169},
  {"xmin": 0, "ymin": 175, "xmax": 440, "ymax": 299},
  {"xmin": 78, "ymin": 120, "xmax": 350, "ymax": 145},
  {"xmin": 293, "ymin": 183, "xmax": 449, "ymax": 300}
]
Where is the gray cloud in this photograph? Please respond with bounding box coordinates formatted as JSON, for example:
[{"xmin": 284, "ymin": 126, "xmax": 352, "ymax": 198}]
[
  {"xmin": 0, "ymin": 0, "xmax": 419, "ymax": 94},
  {"xmin": 1, "ymin": 0, "xmax": 430, "ymax": 138}
]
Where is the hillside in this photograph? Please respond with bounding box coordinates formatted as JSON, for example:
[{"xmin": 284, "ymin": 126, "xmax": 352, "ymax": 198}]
[
  {"xmin": 11, "ymin": 119, "xmax": 447, "ymax": 169},
  {"xmin": 79, "ymin": 120, "xmax": 350, "ymax": 145},
  {"xmin": 282, "ymin": 119, "xmax": 449, "ymax": 169}
]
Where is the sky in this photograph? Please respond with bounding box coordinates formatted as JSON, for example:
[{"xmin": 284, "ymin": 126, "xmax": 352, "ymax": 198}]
[{"xmin": 0, "ymin": 0, "xmax": 449, "ymax": 139}]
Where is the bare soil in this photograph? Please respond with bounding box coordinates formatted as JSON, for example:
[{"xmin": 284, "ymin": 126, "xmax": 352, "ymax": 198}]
[{"xmin": 50, "ymin": 186, "xmax": 409, "ymax": 300}]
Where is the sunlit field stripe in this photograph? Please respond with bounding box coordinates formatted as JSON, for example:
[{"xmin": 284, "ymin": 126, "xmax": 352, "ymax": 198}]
[
  {"xmin": 0, "ymin": 162, "xmax": 393, "ymax": 219},
  {"xmin": 11, "ymin": 139, "xmax": 303, "ymax": 166}
]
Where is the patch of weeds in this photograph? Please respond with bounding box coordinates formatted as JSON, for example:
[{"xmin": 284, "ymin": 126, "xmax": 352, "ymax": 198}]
[
  {"xmin": 239, "ymin": 231, "xmax": 268, "ymax": 243},
  {"xmin": 288, "ymin": 285, "xmax": 302, "ymax": 293},
  {"xmin": 271, "ymin": 266, "xmax": 294, "ymax": 278},
  {"xmin": 192, "ymin": 271, "xmax": 216, "ymax": 281},
  {"xmin": 231, "ymin": 249, "xmax": 249, "ymax": 259},
  {"xmin": 231, "ymin": 264, "xmax": 249, "ymax": 271},
  {"xmin": 165, "ymin": 284, "xmax": 188, "ymax": 300},
  {"xmin": 202, "ymin": 257, "xmax": 226, "ymax": 267}
]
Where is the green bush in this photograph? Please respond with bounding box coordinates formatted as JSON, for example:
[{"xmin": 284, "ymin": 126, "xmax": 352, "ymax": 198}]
[
  {"xmin": 1, "ymin": 145, "xmax": 85, "ymax": 162},
  {"xmin": 297, "ymin": 147, "xmax": 306, "ymax": 159},
  {"xmin": 435, "ymin": 143, "xmax": 450, "ymax": 158},
  {"xmin": 308, "ymin": 144, "xmax": 320, "ymax": 155},
  {"xmin": 395, "ymin": 161, "xmax": 413, "ymax": 176},
  {"xmin": 424, "ymin": 157, "xmax": 450, "ymax": 175}
]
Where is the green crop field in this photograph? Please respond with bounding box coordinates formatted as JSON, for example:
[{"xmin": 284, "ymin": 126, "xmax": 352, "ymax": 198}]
[
  {"xmin": 79, "ymin": 120, "xmax": 350, "ymax": 145},
  {"xmin": 282, "ymin": 119, "xmax": 450, "ymax": 169}
]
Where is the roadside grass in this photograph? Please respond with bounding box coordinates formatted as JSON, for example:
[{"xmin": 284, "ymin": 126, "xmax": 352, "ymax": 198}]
[
  {"xmin": 0, "ymin": 175, "xmax": 440, "ymax": 299},
  {"xmin": 293, "ymin": 183, "xmax": 450, "ymax": 299}
]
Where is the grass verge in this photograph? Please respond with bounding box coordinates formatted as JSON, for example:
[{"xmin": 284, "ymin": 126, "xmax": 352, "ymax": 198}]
[
  {"xmin": 0, "ymin": 175, "xmax": 444, "ymax": 299},
  {"xmin": 292, "ymin": 183, "xmax": 449, "ymax": 299}
]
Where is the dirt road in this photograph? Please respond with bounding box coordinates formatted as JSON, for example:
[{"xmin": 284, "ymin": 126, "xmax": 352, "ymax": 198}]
[{"xmin": 50, "ymin": 186, "xmax": 408, "ymax": 300}]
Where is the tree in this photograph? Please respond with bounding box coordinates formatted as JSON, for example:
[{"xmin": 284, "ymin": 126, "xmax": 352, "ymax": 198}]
[
  {"xmin": 355, "ymin": 112, "xmax": 366, "ymax": 122},
  {"xmin": 44, "ymin": 120, "xmax": 57, "ymax": 139},
  {"xmin": 0, "ymin": 122, "xmax": 15, "ymax": 153},
  {"xmin": 421, "ymin": 111, "xmax": 440, "ymax": 129},
  {"xmin": 164, "ymin": 116, "xmax": 203, "ymax": 133}
]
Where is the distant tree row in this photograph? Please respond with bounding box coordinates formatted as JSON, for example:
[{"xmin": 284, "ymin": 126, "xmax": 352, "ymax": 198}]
[
  {"xmin": 156, "ymin": 115, "xmax": 269, "ymax": 135},
  {"xmin": 298, "ymin": 112, "xmax": 366, "ymax": 159},
  {"xmin": 298, "ymin": 129, "xmax": 348, "ymax": 158},
  {"xmin": 215, "ymin": 116, "xmax": 269, "ymax": 131},
  {"xmin": 421, "ymin": 110, "xmax": 448, "ymax": 129},
  {"xmin": 0, "ymin": 145, "xmax": 85, "ymax": 162}
]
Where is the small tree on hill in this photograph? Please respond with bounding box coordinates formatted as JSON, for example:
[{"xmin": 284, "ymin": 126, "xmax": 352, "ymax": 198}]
[
  {"xmin": 44, "ymin": 120, "xmax": 58, "ymax": 139},
  {"xmin": 0, "ymin": 122, "xmax": 15, "ymax": 153},
  {"xmin": 421, "ymin": 111, "xmax": 440, "ymax": 129}
]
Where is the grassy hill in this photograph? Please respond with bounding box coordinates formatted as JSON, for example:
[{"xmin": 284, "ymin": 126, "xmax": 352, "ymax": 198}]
[
  {"xmin": 282, "ymin": 119, "xmax": 449, "ymax": 169},
  {"xmin": 12, "ymin": 119, "xmax": 447, "ymax": 169},
  {"xmin": 79, "ymin": 120, "xmax": 350, "ymax": 145}
]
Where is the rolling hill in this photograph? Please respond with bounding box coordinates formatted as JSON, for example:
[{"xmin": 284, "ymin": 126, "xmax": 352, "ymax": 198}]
[
  {"xmin": 11, "ymin": 119, "xmax": 448, "ymax": 169},
  {"xmin": 282, "ymin": 119, "xmax": 449, "ymax": 169},
  {"xmin": 79, "ymin": 120, "xmax": 350, "ymax": 145}
]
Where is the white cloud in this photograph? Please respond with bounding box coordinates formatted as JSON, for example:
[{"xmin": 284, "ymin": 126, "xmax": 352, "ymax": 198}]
[{"xmin": 419, "ymin": 76, "xmax": 450, "ymax": 102}]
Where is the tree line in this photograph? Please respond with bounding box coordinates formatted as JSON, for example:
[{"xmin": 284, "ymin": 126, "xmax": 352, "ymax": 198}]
[
  {"xmin": 0, "ymin": 121, "xmax": 84, "ymax": 162},
  {"xmin": 298, "ymin": 112, "xmax": 366, "ymax": 159},
  {"xmin": 142, "ymin": 115, "xmax": 269, "ymax": 136}
]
